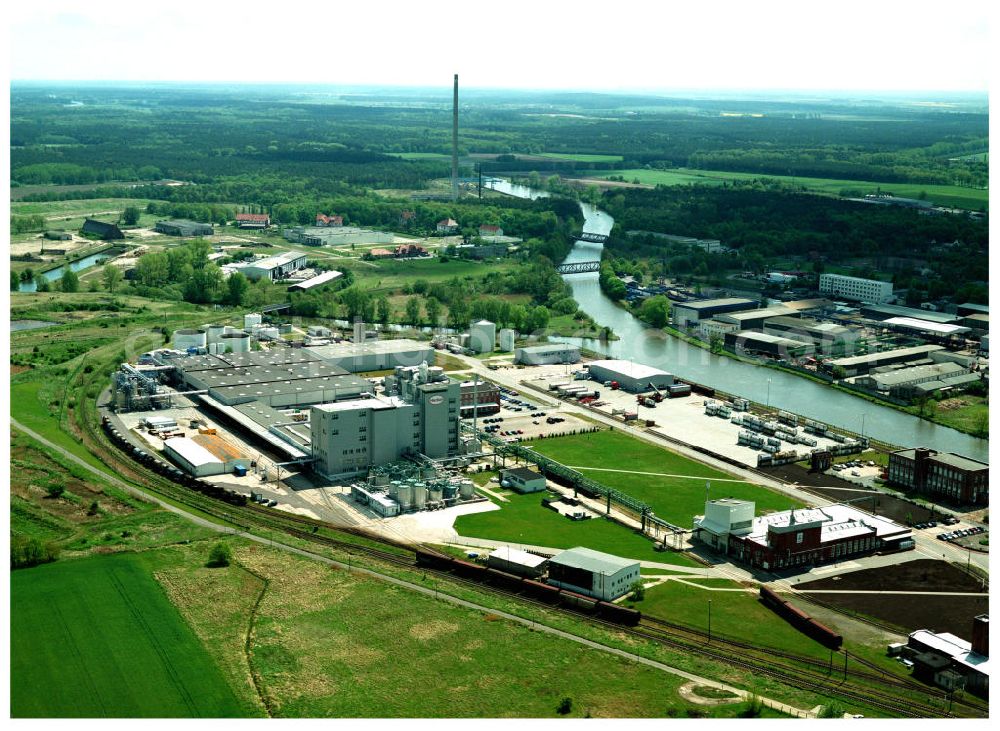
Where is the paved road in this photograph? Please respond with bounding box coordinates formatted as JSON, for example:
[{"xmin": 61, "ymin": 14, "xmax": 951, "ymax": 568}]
[{"xmin": 11, "ymin": 418, "xmax": 816, "ymax": 718}]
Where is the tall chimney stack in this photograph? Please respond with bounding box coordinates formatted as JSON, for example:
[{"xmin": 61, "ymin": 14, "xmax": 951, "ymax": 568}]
[{"xmin": 451, "ymin": 74, "xmax": 459, "ymax": 201}]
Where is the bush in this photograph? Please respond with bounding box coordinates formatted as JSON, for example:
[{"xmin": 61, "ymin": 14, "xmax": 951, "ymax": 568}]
[
  {"xmin": 88, "ymin": 500, "xmax": 100, "ymax": 516},
  {"xmin": 818, "ymin": 704, "xmax": 845, "ymax": 718},
  {"xmin": 629, "ymin": 580, "xmax": 645, "ymax": 601},
  {"xmin": 556, "ymin": 697, "xmax": 573, "ymax": 715},
  {"xmin": 44, "ymin": 481, "xmax": 66, "ymax": 499},
  {"xmin": 206, "ymin": 542, "xmax": 233, "ymax": 568},
  {"xmin": 11, "ymin": 536, "xmax": 60, "ymax": 569}
]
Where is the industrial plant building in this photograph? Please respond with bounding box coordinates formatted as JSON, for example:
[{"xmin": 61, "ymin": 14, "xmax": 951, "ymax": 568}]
[
  {"xmin": 283, "ymin": 226, "xmax": 393, "ymax": 246},
  {"xmin": 724, "ymin": 331, "xmax": 813, "ymax": 358},
  {"xmin": 311, "ymin": 365, "xmax": 460, "ymax": 479},
  {"xmin": 860, "ymin": 303, "xmax": 960, "ymax": 325},
  {"xmin": 487, "ymin": 547, "xmax": 547, "ymax": 577},
  {"xmin": 547, "ymin": 547, "xmax": 641, "ymax": 601},
  {"xmin": 163, "ymin": 434, "xmax": 251, "ymax": 476},
  {"xmin": 459, "ymin": 380, "xmax": 500, "ymax": 417},
  {"xmin": 586, "ymin": 360, "xmax": 674, "ymax": 393},
  {"xmin": 693, "ymin": 499, "xmax": 912, "ymax": 571},
  {"xmin": 819, "ymin": 274, "xmax": 894, "ymax": 304},
  {"xmin": 287, "ymin": 270, "xmax": 343, "ymax": 292},
  {"xmin": 855, "ymin": 361, "xmax": 968, "ymax": 398},
  {"xmin": 762, "ymin": 316, "xmax": 858, "ymax": 354},
  {"xmin": 238, "ymin": 251, "xmax": 308, "ymax": 281},
  {"xmin": 306, "ymin": 338, "xmax": 435, "ymax": 373},
  {"xmin": 888, "ymin": 448, "xmax": 989, "ymax": 505},
  {"xmin": 672, "ymin": 298, "xmax": 758, "ymax": 329},
  {"xmin": 501, "ymin": 466, "xmax": 547, "ymax": 493},
  {"xmin": 235, "ymin": 213, "xmax": 270, "ymax": 229},
  {"xmin": 513, "ymin": 343, "xmax": 581, "ymax": 365},
  {"xmin": 716, "ymin": 305, "xmax": 797, "ymax": 331},
  {"xmin": 154, "ymin": 219, "xmax": 214, "ymax": 237},
  {"xmin": 826, "ymin": 344, "xmax": 945, "ymax": 376},
  {"xmin": 906, "ymin": 616, "xmax": 989, "ymax": 696}
]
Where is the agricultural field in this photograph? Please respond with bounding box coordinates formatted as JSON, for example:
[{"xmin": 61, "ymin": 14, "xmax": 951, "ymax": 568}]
[
  {"xmin": 11, "ymin": 552, "xmax": 252, "ymax": 717},
  {"xmin": 594, "ymin": 168, "xmax": 989, "ymax": 211},
  {"xmin": 537, "ymin": 153, "xmax": 624, "ymax": 163},
  {"xmin": 523, "ymin": 430, "xmax": 802, "ymax": 524},
  {"xmin": 454, "ymin": 490, "xmax": 699, "ymax": 566},
  {"xmin": 343, "ymin": 255, "xmax": 519, "ymax": 293}
]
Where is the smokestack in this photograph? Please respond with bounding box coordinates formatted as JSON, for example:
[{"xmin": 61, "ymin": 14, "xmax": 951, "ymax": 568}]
[{"xmin": 451, "ymin": 74, "xmax": 459, "ymax": 201}]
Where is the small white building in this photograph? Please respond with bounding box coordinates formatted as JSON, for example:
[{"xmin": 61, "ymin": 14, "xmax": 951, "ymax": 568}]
[
  {"xmin": 240, "ymin": 251, "xmax": 308, "ymax": 282},
  {"xmin": 501, "ymin": 466, "xmax": 547, "ymax": 493},
  {"xmin": 547, "ymin": 546, "xmax": 641, "ymax": 601},
  {"xmin": 487, "ymin": 546, "xmax": 548, "ymax": 577}
]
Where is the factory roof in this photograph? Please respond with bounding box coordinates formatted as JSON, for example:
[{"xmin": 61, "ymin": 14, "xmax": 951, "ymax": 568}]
[
  {"xmin": 489, "ymin": 546, "xmax": 548, "ymax": 569},
  {"xmin": 210, "ymin": 373, "xmax": 371, "ymax": 402},
  {"xmin": 164, "ymin": 437, "xmax": 224, "ymax": 469},
  {"xmin": 312, "ymin": 396, "xmax": 400, "ymax": 413},
  {"xmin": 192, "ymin": 361, "xmax": 351, "ymax": 389},
  {"xmin": 958, "ymin": 303, "xmax": 989, "ymax": 314},
  {"xmin": 176, "ymin": 349, "xmax": 322, "ymax": 372},
  {"xmin": 244, "ymin": 250, "xmax": 308, "ymax": 271},
  {"xmin": 673, "ymin": 297, "xmax": 757, "ymax": 311},
  {"xmin": 829, "ymin": 344, "xmax": 943, "ymax": 368},
  {"xmin": 910, "ymin": 630, "xmax": 972, "ymax": 658},
  {"xmin": 197, "ymin": 397, "xmax": 309, "ymax": 459},
  {"xmin": 550, "ymin": 546, "xmax": 639, "ymax": 575},
  {"xmin": 288, "ymin": 270, "xmax": 343, "ymax": 291},
  {"xmin": 588, "ymin": 359, "xmax": 672, "ymax": 380},
  {"xmin": 929, "ymin": 452, "xmax": 989, "ymax": 472},
  {"xmin": 940, "ymin": 372, "xmax": 983, "ymax": 388},
  {"xmin": 191, "ymin": 433, "xmax": 245, "ymax": 461},
  {"xmin": 742, "ymin": 503, "xmax": 909, "ymax": 548},
  {"xmin": 868, "ymin": 362, "xmax": 964, "ymax": 387},
  {"xmin": 308, "ymin": 338, "xmax": 433, "ymax": 361},
  {"xmin": 781, "ymin": 298, "xmax": 835, "ymax": 312},
  {"xmin": 730, "ymin": 331, "xmax": 811, "ymax": 347},
  {"xmin": 719, "ymin": 306, "xmax": 797, "ymax": 323},
  {"xmin": 862, "ymin": 304, "xmax": 959, "ymax": 324},
  {"xmin": 503, "ymin": 466, "xmax": 545, "ymax": 482},
  {"xmin": 232, "ymin": 401, "xmax": 313, "ymax": 448},
  {"xmin": 883, "ymin": 317, "xmax": 971, "ymax": 335}
]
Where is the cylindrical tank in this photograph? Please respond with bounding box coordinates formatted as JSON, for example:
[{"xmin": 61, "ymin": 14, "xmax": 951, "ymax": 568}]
[
  {"xmin": 387, "ymin": 479, "xmax": 401, "ymax": 495},
  {"xmin": 206, "ymin": 323, "xmax": 227, "ymax": 344},
  {"xmin": 427, "ymin": 366, "xmax": 444, "ymax": 381},
  {"xmin": 207, "ymin": 341, "xmax": 224, "ymax": 355},
  {"xmin": 421, "ymin": 466, "xmax": 437, "ymax": 480},
  {"xmin": 428, "ymin": 485, "xmax": 443, "ymax": 503},
  {"xmin": 173, "ymin": 328, "xmax": 207, "ymax": 350},
  {"xmin": 375, "ymin": 474, "xmax": 390, "ymax": 487},
  {"xmin": 396, "ymin": 484, "xmax": 412, "ymax": 510},
  {"xmin": 256, "ymin": 326, "xmax": 280, "ymax": 340},
  {"xmin": 412, "ymin": 484, "xmax": 427, "ymax": 510},
  {"xmin": 220, "ymin": 331, "xmax": 250, "ymax": 353},
  {"xmin": 442, "ymin": 483, "xmax": 458, "ymax": 500},
  {"xmin": 244, "ymin": 313, "xmax": 263, "ymax": 330},
  {"xmin": 498, "ymin": 328, "xmax": 516, "ymax": 352},
  {"xmin": 459, "ymin": 480, "xmax": 475, "ymax": 498},
  {"xmin": 469, "ymin": 319, "xmax": 496, "ymax": 354}
]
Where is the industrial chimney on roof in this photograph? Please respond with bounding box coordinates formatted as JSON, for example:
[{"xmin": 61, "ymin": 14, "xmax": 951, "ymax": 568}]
[{"xmin": 451, "ymin": 74, "xmax": 459, "ymax": 201}]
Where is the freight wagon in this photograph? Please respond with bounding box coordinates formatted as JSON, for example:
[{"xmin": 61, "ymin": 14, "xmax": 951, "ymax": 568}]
[{"xmin": 759, "ymin": 586, "xmax": 842, "ymax": 649}]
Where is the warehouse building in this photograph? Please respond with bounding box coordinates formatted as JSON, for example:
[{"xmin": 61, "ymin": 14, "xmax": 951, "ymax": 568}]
[
  {"xmin": 906, "ymin": 616, "xmax": 989, "ymax": 696},
  {"xmin": 235, "ymin": 213, "xmax": 270, "ymax": 229},
  {"xmin": 888, "ymin": 448, "xmax": 989, "ymax": 505},
  {"xmin": 587, "ymin": 360, "xmax": 674, "ymax": 393},
  {"xmin": 717, "ymin": 305, "xmax": 797, "ymax": 330},
  {"xmin": 819, "ymin": 274, "xmax": 893, "ymax": 304},
  {"xmin": 514, "ymin": 343, "xmax": 581, "ymax": 365},
  {"xmin": 163, "ymin": 434, "xmax": 251, "ymax": 477},
  {"xmin": 855, "ymin": 361, "xmax": 966, "ymax": 398},
  {"xmin": 860, "ymin": 304, "xmax": 959, "ymax": 325},
  {"xmin": 287, "ymin": 270, "xmax": 343, "ymax": 292},
  {"xmin": 487, "ymin": 546, "xmax": 547, "ymax": 578},
  {"xmin": 960, "ymin": 313, "xmax": 989, "ymax": 334},
  {"xmin": 672, "ymin": 298, "xmax": 758, "ymax": 328},
  {"xmin": 881, "ymin": 317, "xmax": 971, "ymax": 344},
  {"xmin": 154, "ymin": 219, "xmax": 214, "ymax": 237},
  {"xmin": 825, "ymin": 344, "xmax": 944, "ymax": 376},
  {"xmin": 307, "ymin": 338, "xmax": 435, "ymax": 373},
  {"xmin": 501, "ymin": 466, "xmax": 547, "ymax": 493},
  {"xmin": 725, "ymin": 331, "xmax": 812, "ymax": 359},
  {"xmin": 283, "ymin": 226, "xmax": 393, "ymax": 246},
  {"xmin": 239, "ymin": 251, "xmax": 308, "ymax": 281},
  {"xmin": 547, "ymin": 547, "xmax": 641, "ymax": 601},
  {"xmin": 310, "ymin": 367, "xmax": 460, "ymax": 479},
  {"xmin": 762, "ymin": 316, "xmax": 858, "ymax": 354},
  {"xmin": 957, "ymin": 303, "xmax": 989, "ymax": 318},
  {"xmin": 693, "ymin": 499, "xmax": 912, "ymax": 571},
  {"xmin": 696, "ymin": 319, "xmax": 739, "ymax": 341},
  {"xmin": 81, "ymin": 218, "xmax": 124, "ymax": 240}
]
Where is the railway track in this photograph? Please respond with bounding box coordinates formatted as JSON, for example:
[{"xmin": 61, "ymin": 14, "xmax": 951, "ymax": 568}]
[{"xmin": 85, "ymin": 412, "xmax": 985, "ymax": 718}]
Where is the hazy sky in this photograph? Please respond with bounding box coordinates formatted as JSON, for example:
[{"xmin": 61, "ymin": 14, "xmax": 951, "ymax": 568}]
[{"xmin": 8, "ymin": 0, "xmax": 992, "ymax": 92}]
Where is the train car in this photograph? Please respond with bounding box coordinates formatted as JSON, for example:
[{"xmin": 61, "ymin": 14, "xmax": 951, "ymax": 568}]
[
  {"xmin": 596, "ymin": 601, "xmax": 642, "ymax": 626},
  {"xmin": 559, "ymin": 589, "xmax": 598, "ymax": 613},
  {"xmin": 483, "ymin": 568, "xmax": 524, "ymax": 592},
  {"xmin": 521, "ymin": 579, "xmax": 561, "ymax": 603},
  {"xmin": 804, "ymin": 618, "xmax": 843, "ymax": 649}
]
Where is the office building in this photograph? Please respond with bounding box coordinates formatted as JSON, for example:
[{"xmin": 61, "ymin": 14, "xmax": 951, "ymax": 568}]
[
  {"xmin": 888, "ymin": 448, "xmax": 988, "ymax": 504},
  {"xmin": 819, "ymin": 274, "xmax": 893, "ymax": 304}
]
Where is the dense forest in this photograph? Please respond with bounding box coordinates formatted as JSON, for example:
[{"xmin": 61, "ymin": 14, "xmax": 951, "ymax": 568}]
[{"xmin": 11, "ymin": 85, "xmax": 988, "ymax": 191}]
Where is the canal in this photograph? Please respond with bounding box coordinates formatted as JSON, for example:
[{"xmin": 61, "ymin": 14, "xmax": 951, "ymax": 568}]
[{"xmin": 489, "ymin": 179, "xmax": 988, "ymax": 461}]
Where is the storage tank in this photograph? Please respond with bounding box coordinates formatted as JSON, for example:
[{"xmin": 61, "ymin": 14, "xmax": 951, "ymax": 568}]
[
  {"xmin": 412, "ymin": 484, "xmax": 427, "ymax": 509},
  {"xmin": 207, "ymin": 341, "xmax": 224, "ymax": 355},
  {"xmin": 244, "ymin": 313, "xmax": 263, "ymax": 330},
  {"xmin": 459, "ymin": 480, "xmax": 475, "ymax": 498},
  {"xmin": 256, "ymin": 326, "xmax": 280, "ymax": 340},
  {"xmin": 173, "ymin": 328, "xmax": 207, "ymax": 350},
  {"xmin": 498, "ymin": 328, "xmax": 516, "ymax": 352},
  {"xmin": 469, "ymin": 319, "xmax": 496, "ymax": 353},
  {"xmin": 396, "ymin": 484, "xmax": 413, "ymax": 510},
  {"xmin": 442, "ymin": 483, "xmax": 458, "ymax": 501},
  {"xmin": 220, "ymin": 331, "xmax": 250, "ymax": 353},
  {"xmin": 387, "ymin": 479, "xmax": 401, "ymax": 495},
  {"xmin": 421, "ymin": 466, "xmax": 437, "ymax": 480},
  {"xmin": 206, "ymin": 323, "xmax": 227, "ymax": 345}
]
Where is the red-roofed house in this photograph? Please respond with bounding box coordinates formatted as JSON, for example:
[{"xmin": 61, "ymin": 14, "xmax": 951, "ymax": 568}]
[
  {"xmin": 479, "ymin": 224, "xmax": 503, "ymax": 237},
  {"xmin": 436, "ymin": 218, "xmax": 459, "ymax": 234},
  {"xmin": 395, "ymin": 243, "xmax": 428, "ymax": 258},
  {"xmin": 236, "ymin": 213, "xmax": 270, "ymax": 229},
  {"xmin": 316, "ymin": 213, "xmax": 344, "ymax": 227}
]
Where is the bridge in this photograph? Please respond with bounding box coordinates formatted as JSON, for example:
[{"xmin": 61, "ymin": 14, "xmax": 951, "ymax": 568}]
[
  {"xmin": 555, "ymin": 260, "xmax": 602, "ymax": 274},
  {"xmin": 262, "ymin": 302, "xmax": 292, "ymax": 314},
  {"xmin": 574, "ymin": 232, "xmax": 609, "ymax": 243}
]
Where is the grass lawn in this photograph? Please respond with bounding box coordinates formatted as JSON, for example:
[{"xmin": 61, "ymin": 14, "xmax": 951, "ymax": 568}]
[
  {"xmin": 913, "ymin": 395, "xmax": 989, "ymax": 437},
  {"xmin": 596, "ymin": 168, "xmax": 988, "ymax": 211},
  {"xmin": 537, "ymin": 152, "xmax": 624, "ymax": 163},
  {"xmin": 11, "ymin": 553, "xmax": 250, "ymax": 717},
  {"xmin": 524, "ymin": 431, "xmax": 802, "ymax": 524},
  {"xmin": 388, "ymin": 152, "xmax": 451, "ymax": 160},
  {"xmin": 344, "ymin": 256, "xmax": 518, "ymax": 293},
  {"xmin": 9, "ymin": 378, "xmax": 107, "ymax": 470},
  {"xmin": 454, "ymin": 491, "xmax": 698, "ymax": 566}
]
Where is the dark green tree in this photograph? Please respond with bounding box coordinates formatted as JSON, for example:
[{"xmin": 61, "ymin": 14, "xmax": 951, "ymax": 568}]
[{"xmin": 61, "ymin": 268, "xmax": 80, "ymax": 293}]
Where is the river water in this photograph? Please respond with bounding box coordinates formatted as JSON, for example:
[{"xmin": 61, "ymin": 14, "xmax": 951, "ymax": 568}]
[{"xmin": 489, "ymin": 179, "xmax": 988, "ymax": 461}]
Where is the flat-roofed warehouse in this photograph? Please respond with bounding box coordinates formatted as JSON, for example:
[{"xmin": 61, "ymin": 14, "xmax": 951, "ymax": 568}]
[
  {"xmin": 724, "ymin": 330, "xmax": 813, "ymax": 358},
  {"xmin": 239, "ymin": 250, "xmax": 308, "ymax": 282},
  {"xmin": 513, "ymin": 343, "xmax": 581, "ymax": 365},
  {"xmin": 154, "ymin": 219, "xmax": 214, "ymax": 237},
  {"xmin": 717, "ymin": 305, "xmax": 797, "ymax": 331},
  {"xmin": 826, "ymin": 344, "xmax": 944, "ymax": 376},
  {"xmin": 860, "ymin": 303, "xmax": 960, "ymax": 325},
  {"xmin": 587, "ymin": 359, "xmax": 674, "ymax": 393},
  {"xmin": 882, "ymin": 317, "xmax": 971, "ymax": 340},
  {"xmin": 672, "ymin": 297, "xmax": 758, "ymax": 328},
  {"xmin": 307, "ymin": 338, "xmax": 435, "ymax": 373},
  {"xmin": 163, "ymin": 434, "xmax": 251, "ymax": 476},
  {"xmin": 487, "ymin": 546, "xmax": 548, "ymax": 578},
  {"xmin": 547, "ymin": 547, "xmax": 640, "ymax": 601}
]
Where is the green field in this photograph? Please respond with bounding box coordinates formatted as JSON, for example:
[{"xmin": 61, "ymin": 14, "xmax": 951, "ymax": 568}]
[
  {"xmin": 344, "ymin": 256, "xmax": 519, "ymax": 292},
  {"xmin": 594, "ymin": 168, "xmax": 988, "ymax": 211},
  {"xmin": 523, "ymin": 430, "xmax": 803, "ymax": 524},
  {"xmin": 537, "ymin": 153, "xmax": 624, "ymax": 163},
  {"xmin": 11, "ymin": 553, "xmax": 249, "ymax": 717},
  {"xmin": 388, "ymin": 152, "xmax": 452, "ymax": 160},
  {"xmin": 454, "ymin": 491, "xmax": 697, "ymax": 566}
]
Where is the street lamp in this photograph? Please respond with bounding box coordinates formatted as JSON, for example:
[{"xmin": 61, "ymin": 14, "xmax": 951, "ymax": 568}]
[
  {"xmin": 765, "ymin": 378, "xmax": 772, "ymax": 409},
  {"xmin": 860, "ymin": 413, "xmax": 867, "ymax": 440}
]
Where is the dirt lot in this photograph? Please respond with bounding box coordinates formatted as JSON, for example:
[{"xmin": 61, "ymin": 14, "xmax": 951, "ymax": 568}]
[{"xmin": 798, "ymin": 559, "xmax": 987, "ymax": 636}]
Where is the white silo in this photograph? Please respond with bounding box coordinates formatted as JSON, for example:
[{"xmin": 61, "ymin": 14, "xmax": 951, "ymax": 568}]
[
  {"xmin": 220, "ymin": 331, "xmax": 250, "ymax": 353},
  {"xmin": 469, "ymin": 320, "xmax": 496, "ymax": 353},
  {"xmin": 244, "ymin": 313, "xmax": 263, "ymax": 330},
  {"xmin": 173, "ymin": 328, "xmax": 207, "ymax": 350},
  {"xmin": 353, "ymin": 320, "xmax": 366, "ymax": 343},
  {"xmin": 498, "ymin": 328, "xmax": 516, "ymax": 352},
  {"xmin": 206, "ymin": 323, "xmax": 227, "ymax": 345}
]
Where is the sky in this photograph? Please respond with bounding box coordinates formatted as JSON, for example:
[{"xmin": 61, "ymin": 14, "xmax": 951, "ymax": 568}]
[{"xmin": 5, "ymin": 0, "xmax": 994, "ymax": 92}]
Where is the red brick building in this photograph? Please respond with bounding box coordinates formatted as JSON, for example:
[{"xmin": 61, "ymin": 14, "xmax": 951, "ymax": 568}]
[{"xmin": 888, "ymin": 448, "xmax": 989, "ymax": 505}]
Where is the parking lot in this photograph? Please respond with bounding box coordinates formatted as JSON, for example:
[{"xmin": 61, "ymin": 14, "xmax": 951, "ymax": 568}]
[{"xmin": 469, "ymin": 383, "xmax": 597, "ymax": 442}]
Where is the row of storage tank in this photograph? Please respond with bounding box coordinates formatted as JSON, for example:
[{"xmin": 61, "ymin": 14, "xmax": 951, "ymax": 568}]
[
  {"xmin": 173, "ymin": 325, "xmax": 251, "ymax": 353},
  {"xmin": 382, "ymin": 478, "xmax": 477, "ymax": 510}
]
